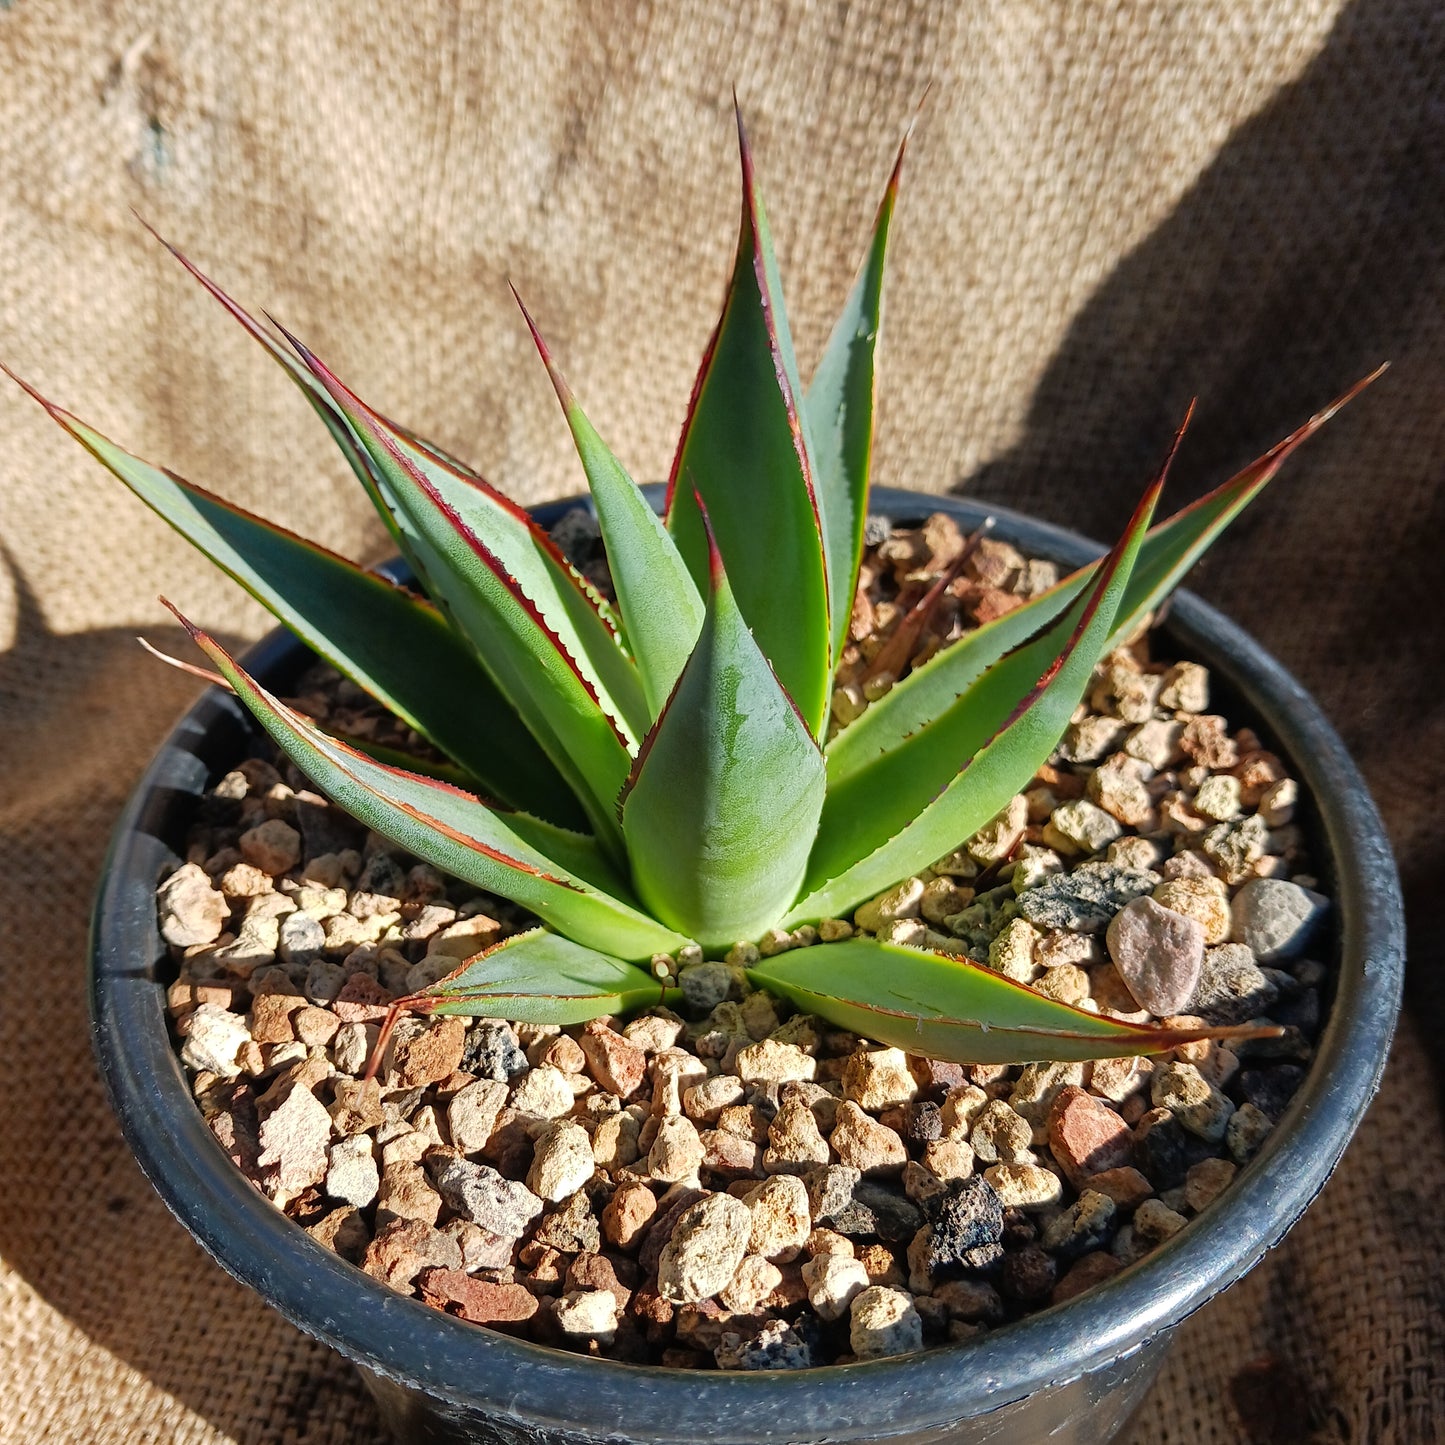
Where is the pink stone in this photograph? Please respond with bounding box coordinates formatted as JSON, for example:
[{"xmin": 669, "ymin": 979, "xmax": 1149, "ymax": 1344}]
[
  {"xmin": 580, "ymin": 1020, "xmax": 648, "ymax": 1097},
  {"xmin": 1047, "ymin": 1086, "xmax": 1135, "ymax": 1189},
  {"xmin": 1105, "ymin": 896, "xmax": 1205, "ymax": 1015},
  {"xmin": 331, "ymin": 972, "xmax": 395, "ymax": 1023},
  {"xmin": 256, "ymin": 1083, "xmax": 332, "ymax": 1193},
  {"xmin": 417, "ymin": 1269, "xmax": 540, "ymax": 1329}
]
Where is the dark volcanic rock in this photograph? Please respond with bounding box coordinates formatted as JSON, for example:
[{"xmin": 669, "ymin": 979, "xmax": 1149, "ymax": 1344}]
[
  {"xmin": 460, "ymin": 1019, "xmax": 528, "ymax": 1081},
  {"xmin": 926, "ymin": 1176, "xmax": 1005, "ymax": 1277}
]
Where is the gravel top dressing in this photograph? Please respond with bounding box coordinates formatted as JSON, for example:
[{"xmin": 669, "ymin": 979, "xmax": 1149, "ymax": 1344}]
[{"xmin": 159, "ymin": 510, "xmax": 1328, "ymax": 1371}]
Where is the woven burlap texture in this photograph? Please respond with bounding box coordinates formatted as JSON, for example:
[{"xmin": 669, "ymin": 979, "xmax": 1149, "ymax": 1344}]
[{"xmin": 1, "ymin": 3, "xmax": 1441, "ymax": 1441}]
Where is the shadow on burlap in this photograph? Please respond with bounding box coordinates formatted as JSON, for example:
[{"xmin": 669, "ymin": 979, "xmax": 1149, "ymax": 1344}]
[{"xmin": 0, "ymin": 3, "xmax": 1441, "ymax": 1442}]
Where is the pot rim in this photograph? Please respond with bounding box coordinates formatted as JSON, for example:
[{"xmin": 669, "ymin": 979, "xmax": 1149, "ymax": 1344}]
[{"xmin": 89, "ymin": 489, "xmax": 1405, "ymax": 1439}]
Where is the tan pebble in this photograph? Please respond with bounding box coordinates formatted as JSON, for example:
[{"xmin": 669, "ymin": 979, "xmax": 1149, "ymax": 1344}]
[
  {"xmin": 921, "ymin": 1138, "xmax": 975, "ymax": 1182},
  {"xmin": 1083, "ymin": 1166, "xmax": 1154, "ymax": 1209},
  {"xmin": 986, "ymin": 918, "xmax": 1041, "ymax": 983},
  {"xmin": 720, "ymin": 1255, "xmax": 784, "ymax": 1313},
  {"xmin": 969, "ymin": 1100, "xmax": 1034, "ymax": 1164},
  {"xmin": 158, "ymin": 863, "xmax": 230, "ymax": 947},
  {"xmin": 1034, "ymin": 963, "xmax": 1090, "ymax": 1004},
  {"xmin": 1193, "ymin": 774, "xmax": 1242, "ymax": 822},
  {"xmin": 536, "ymin": 1034, "xmax": 586, "ymax": 1074},
  {"xmin": 805, "ymin": 1228, "xmax": 855, "ymax": 1258},
  {"xmin": 1152, "ymin": 878, "xmax": 1232, "ymax": 944},
  {"xmin": 965, "ymin": 795, "xmax": 1028, "ymax": 864},
  {"xmin": 293, "ymin": 1005, "xmax": 340, "ymax": 1049},
  {"xmin": 601, "ymin": 1180, "xmax": 657, "ymax": 1250},
  {"xmin": 657, "ymin": 1194, "xmax": 751, "ymax": 1304},
  {"xmin": 1088, "ymin": 1056, "xmax": 1152, "ymax": 1104},
  {"xmin": 373, "ymin": 1159, "xmax": 442, "ymax": 1227},
  {"xmin": 763, "ymin": 1098, "xmax": 831, "ymax": 1175},
  {"xmin": 939, "ymin": 1084, "xmax": 988, "ymax": 1139},
  {"xmin": 649, "ymin": 1115, "xmax": 705, "ymax": 1184},
  {"xmin": 1133, "ymin": 1197, "xmax": 1189, "ymax": 1243},
  {"xmin": 849, "ymin": 1285, "xmax": 923, "ymax": 1359},
  {"xmin": 425, "ymin": 913, "xmax": 503, "ymax": 960},
  {"xmin": 239, "ymin": 819, "xmax": 302, "ymax": 876},
  {"xmin": 446, "ymin": 1079, "xmax": 509, "ymax": 1156},
  {"xmin": 1151, "ymin": 1062, "xmax": 1235, "ymax": 1142},
  {"xmin": 830, "ymin": 1101, "xmax": 907, "ymax": 1176},
  {"xmin": 842, "ymin": 1046, "xmax": 918, "ymax": 1111},
  {"xmin": 801, "ymin": 1252, "xmax": 870, "ymax": 1322},
  {"xmin": 734, "ymin": 1038, "xmax": 817, "ymax": 1085},
  {"xmin": 853, "ymin": 877, "xmax": 926, "ymax": 934},
  {"xmin": 855, "ymin": 1242, "xmax": 906, "ymax": 1287},
  {"xmin": 1183, "ymin": 1156, "xmax": 1238, "ymax": 1212},
  {"xmin": 1159, "ymin": 661, "xmax": 1209, "ymax": 713},
  {"xmin": 741, "ymin": 1174, "xmax": 811, "ymax": 1262},
  {"xmin": 982, "ymin": 1163, "xmax": 1062, "ymax": 1210},
  {"xmin": 1088, "ymin": 758, "xmax": 1156, "ymax": 827},
  {"xmin": 1042, "ymin": 800, "xmax": 1122, "ymax": 856}
]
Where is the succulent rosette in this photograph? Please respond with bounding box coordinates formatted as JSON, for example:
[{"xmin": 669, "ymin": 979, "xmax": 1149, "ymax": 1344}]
[{"xmin": 10, "ymin": 111, "xmax": 1374, "ymax": 1064}]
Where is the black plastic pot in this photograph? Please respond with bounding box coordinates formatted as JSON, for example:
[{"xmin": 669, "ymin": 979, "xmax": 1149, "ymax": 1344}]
[{"xmin": 91, "ymin": 490, "xmax": 1405, "ymax": 1445}]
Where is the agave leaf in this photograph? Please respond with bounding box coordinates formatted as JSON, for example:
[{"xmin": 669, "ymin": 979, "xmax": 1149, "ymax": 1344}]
[
  {"xmin": 280, "ymin": 330, "xmax": 648, "ymax": 743},
  {"xmin": 826, "ymin": 372, "xmax": 1384, "ymax": 789},
  {"xmin": 806, "ymin": 126, "xmax": 907, "ymax": 665},
  {"xmin": 664, "ymin": 109, "xmax": 833, "ymax": 737},
  {"xmin": 315, "ymin": 732, "xmax": 476, "ymax": 786},
  {"xmin": 403, "ymin": 927, "xmax": 678, "ymax": 1025},
  {"xmin": 515, "ymin": 291, "xmax": 704, "ymax": 718},
  {"xmin": 787, "ymin": 447, "xmax": 1171, "ymax": 927},
  {"xmin": 174, "ymin": 610, "xmax": 689, "ymax": 960},
  {"xmin": 10, "ymin": 378, "xmax": 584, "ymax": 826},
  {"xmin": 620, "ymin": 518, "xmax": 826, "ymax": 950},
  {"xmin": 751, "ymin": 938, "xmax": 1277, "ymax": 1065},
  {"xmin": 138, "ymin": 220, "xmax": 408, "ymax": 551},
  {"xmin": 141, "ymin": 227, "xmax": 645, "ymax": 740},
  {"xmin": 282, "ymin": 336, "xmax": 639, "ymax": 848}
]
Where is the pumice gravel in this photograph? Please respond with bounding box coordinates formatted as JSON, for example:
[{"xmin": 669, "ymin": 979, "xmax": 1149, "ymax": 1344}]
[{"xmin": 160, "ymin": 511, "xmax": 1327, "ymax": 1370}]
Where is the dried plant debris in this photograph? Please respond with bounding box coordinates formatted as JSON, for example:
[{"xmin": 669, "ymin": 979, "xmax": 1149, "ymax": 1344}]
[{"xmin": 161, "ymin": 517, "xmax": 1327, "ymax": 1369}]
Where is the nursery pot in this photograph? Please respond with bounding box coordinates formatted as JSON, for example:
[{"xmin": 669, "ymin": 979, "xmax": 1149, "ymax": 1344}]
[{"xmin": 90, "ymin": 489, "xmax": 1405, "ymax": 1445}]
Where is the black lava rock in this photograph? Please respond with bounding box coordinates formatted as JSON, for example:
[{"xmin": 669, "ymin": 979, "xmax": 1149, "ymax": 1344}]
[
  {"xmin": 460, "ymin": 1019, "xmax": 528, "ymax": 1081},
  {"xmin": 1237, "ymin": 1065, "xmax": 1307, "ymax": 1122},
  {"xmin": 1000, "ymin": 1244, "xmax": 1058, "ymax": 1304},
  {"xmin": 1134, "ymin": 1112, "xmax": 1190, "ymax": 1189},
  {"xmin": 926, "ymin": 1176, "xmax": 1004, "ymax": 1277},
  {"xmin": 1269, "ymin": 986, "xmax": 1320, "ymax": 1038},
  {"xmin": 854, "ymin": 1181, "xmax": 926, "ymax": 1243},
  {"xmin": 904, "ymin": 1100, "xmax": 943, "ymax": 1151},
  {"xmin": 356, "ymin": 849, "xmax": 407, "ymax": 898}
]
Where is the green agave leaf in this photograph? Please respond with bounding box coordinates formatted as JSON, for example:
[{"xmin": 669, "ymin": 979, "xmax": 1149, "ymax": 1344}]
[
  {"xmin": 280, "ymin": 329, "xmax": 647, "ymax": 742},
  {"xmin": 787, "ymin": 448, "xmax": 1172, "ymax": 927},
  {"xmin": 10, "ymin": 374, "xmax": 583, "ymax": 827},
  {"xmin": 315, "ymin": 732, "xmax": 475, "ymax": 786},
  {"xmin": 403, "ymin": 927, "xmax": 679, "ymax": 1025},
  {"xmin": 515, "ymin": 291, "xmax": 704, "ymax": 719},
  {"xmin": 283, "ymin": 334, "xmax": 638, "ymax": 849},
  {"xmin": 806, "ymin": 125, "xmax": 907, "ymax": 665},
  {"xmin": 664, "ymin": 108, "xmax": 833, "ymax": 737},
  {"xmin": 174, "ymin": 611, "xmax": 689, "ymax": 960},
  {"xmin": 142, "ymin": 227, "xmax": 642, "ymax": 733},
  {"xmin": 750, "ymin": 938, "xmax": 1275, "ymax": 1065},
  {"xmin": 620, "ymin": 517, "xmax": 826, "ymax": 950},
  {"xmin": 138, "ymin": 220, "xmax": 408, "ymax": 551},
  {"xmin": 827, "ymin": 371, "xmax": 1385, "ymax": 790}
]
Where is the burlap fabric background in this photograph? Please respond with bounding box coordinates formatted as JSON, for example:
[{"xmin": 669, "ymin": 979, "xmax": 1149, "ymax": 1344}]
[{"xmin": 1, "ymin": 3, "xmax": 1441, "ymax": 1441}]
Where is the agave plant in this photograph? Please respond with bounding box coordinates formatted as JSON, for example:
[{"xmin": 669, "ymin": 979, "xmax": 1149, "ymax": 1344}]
[{"xmin": 12, "ymin": 113, "xmax": 1374, "ymax": 1065}]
